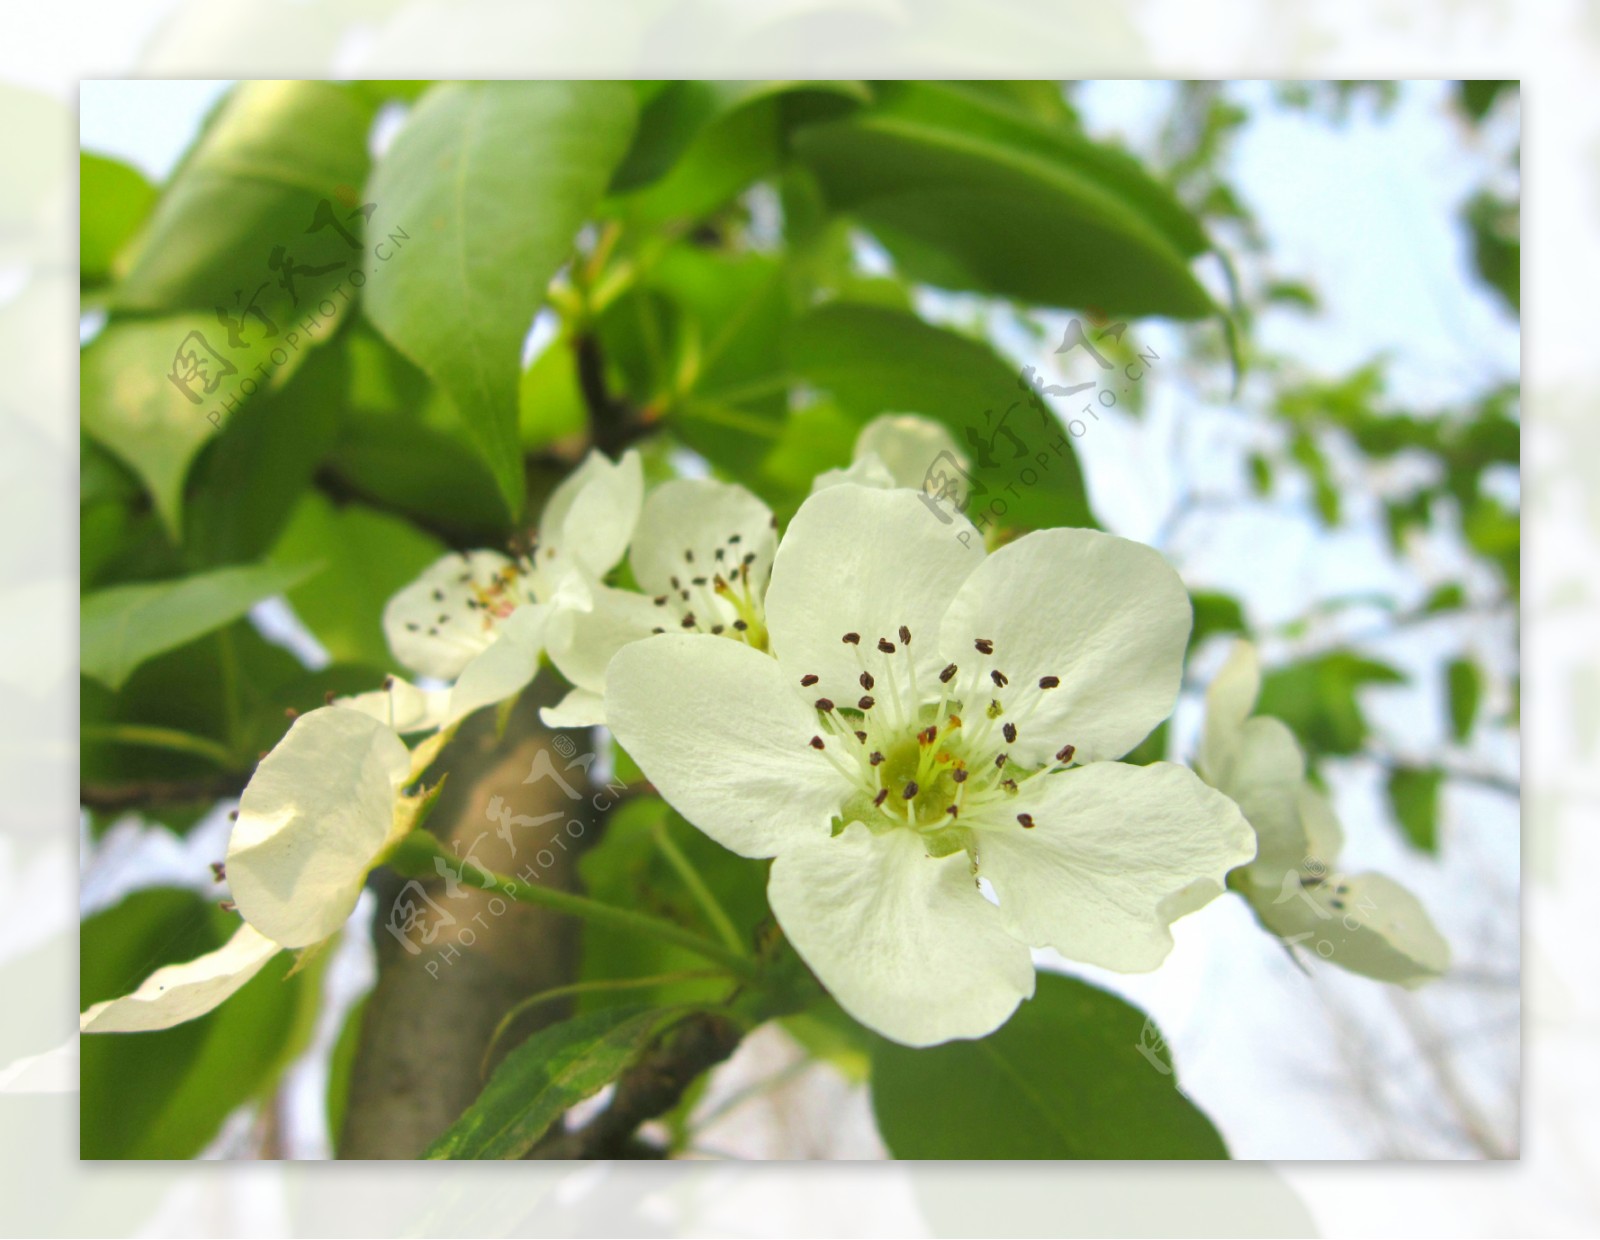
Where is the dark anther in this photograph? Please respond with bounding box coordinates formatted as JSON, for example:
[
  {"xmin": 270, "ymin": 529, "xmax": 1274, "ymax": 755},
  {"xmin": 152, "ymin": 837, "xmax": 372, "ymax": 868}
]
[
  {"xmin": 729, "ymin": 533, "xmax": 742, "ymax": 544},
  {"xmin": 902, "ymin": 781, "xmax": 919, "ymax": 799},
  {"xmin": 681, "ymin": 613, "xmax": 697, "ymax": 628},
  {"xmin": 432, "ymin": 588, "xmax": 444, "ymax": 601},
  {"xmin": 210, "ymin": 861, "xmax": 227, "ymax": 882},
  {"xmin": 383, "ymin": 675, "xmax": 395, "ymax": 689},
  {"xmin": 815, "ymin": 698, "xmax": 835, "ymax": 713},
  {"xmin": 1017, "ymin": 813, "xmax": 1035, "ymax": 829},
  {"xmin": 854, "ymin": 730, "xmax": 868, "ymax": 742},
  {"xmin": 711, "ymin": 625, "xmax": 725, "ymax": 635},
  {"xmin": 975, "ymin": 637, "xmax": 994, "ymax": 655},
  {"xmin": 877, "ymin": 638, "xmax": 896, "ymax": 654},
  {"xmin": 859, "ymin": 695, "xmax": 876, "ymax": 710},
  {"xmin": 809, "ymin": 736, "xmax": 825, "ymax": 750},
  {"xmin": 1003, "ymin": 722, "xmax": 1018, "ymax": 744},
  {"xmin": 1039, "ymin": 675, "xmax": 1061, "ymax": 689},
  {"xmin": 874, "ymin": 788, "xmax": 889, "ymax": 807},
  {"xmin": 284, "ymin": 707, "xmax": 299, "ymax": 720},
  {"xmin": 991, "ymin": 670, "xmax": 1009, "ymax": 688},
  {"xmin": 406, "ymin": 622, "xmax": 419, "ymax": 632},
  {"xmin": 651, "ymin": 627, "xmax": 665, "ymax": 634},
  {"xmin": 801, "ymin": 673, "xmax": 820, "ymax": 687},
  {"xmin": 842, "ymin": 632, "xmax": 861, "ymax": 645},
  {"xmin": 324, "ymin": 690, "xmax": 336, "ymax": 705},
  {"xmin": 995, "ymin": 753, "xmax": 1008, "ymax": 768},
  {"xmin": 952, "ymin": 768, "xmax": 969, "ymax": 783},
  {"xmin": 1056, "ymin": 744, "xmax": 1076, "ymax": 764},
  {"xmin": 919, "ymin": 725, "xmax": 938, "ymax": 745},
  {"xmin": 684, "ymin": 549, "xmax": 695, "ymax": 562},
  {"xmin": 898, "ymin": 625, "xmax": 911, "ymax": 645},
  {"xmin": 733, "ymin": 619, "xmax": 749, "ymax": 631},
  {"xmin": 715, "ymin": 549, "xmax": 725, "ymax": 561},
  {"xmin": 671, "ymin": 576, "xmax": 681, "ymax": 589},
  {"xmin": 947, "ymin": 806, "xmax": 959, "ymax": 818},
  {"xmin": 869, "ymin": 751, "xmax": 885, "ymax": 766},
  {"xmin": 940, "ymin": 663, "xmax": 958, "ymax": 683},
  {"xmin": 860, "ymin": 671, "xmax": 875, "ymax": 690},
  {"xmin": 692, "ymin": 576, "xmax": 707, "ymax": 586}
]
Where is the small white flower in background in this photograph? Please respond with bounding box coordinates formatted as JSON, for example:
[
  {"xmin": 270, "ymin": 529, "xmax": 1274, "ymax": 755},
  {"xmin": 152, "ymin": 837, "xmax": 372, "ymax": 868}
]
[
  {"xmin": 1198, "ymin": 641, "xmax": 1449, "ymax": 986},
  {"xmin": 382, "ymin": 449, "xmax": 643, "ymax": 728},
  {"xmin": 80, "ymin": 707, "xmax": 424, "ymax": 1033},
  {"xmin": 812, "ymin": 413, "xmax": 971, "ymax": 514},
  {"xmin": 540, "ymin": 476, "xmax": 780, "ymax": 727},
  {"xmin": 605, "ymin": 485, "xmax": 1254, "ymax": 1047}
]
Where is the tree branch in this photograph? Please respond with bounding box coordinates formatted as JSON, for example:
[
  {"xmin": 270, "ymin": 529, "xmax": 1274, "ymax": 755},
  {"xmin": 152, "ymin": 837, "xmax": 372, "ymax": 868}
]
[
  {"xmin": 532, "ymin": 1010, "xmax": 744, "ymax": 1159},
  {"xmin": 80, "ymin": 772, "xmax": 248, "ymax": 814}
]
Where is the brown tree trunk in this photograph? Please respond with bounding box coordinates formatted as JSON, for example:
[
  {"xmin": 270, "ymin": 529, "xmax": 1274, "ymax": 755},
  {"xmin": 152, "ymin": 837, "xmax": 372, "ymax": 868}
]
[{"xmin": 337, "ymin": 679, "xmax": 595, "ymax": 1158}]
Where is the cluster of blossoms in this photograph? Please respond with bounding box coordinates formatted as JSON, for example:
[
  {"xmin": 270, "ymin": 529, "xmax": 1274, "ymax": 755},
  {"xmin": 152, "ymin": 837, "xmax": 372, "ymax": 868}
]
[{"xmin": 81, "ymin": 414, "xmax": 1445, "ymax": 1047}]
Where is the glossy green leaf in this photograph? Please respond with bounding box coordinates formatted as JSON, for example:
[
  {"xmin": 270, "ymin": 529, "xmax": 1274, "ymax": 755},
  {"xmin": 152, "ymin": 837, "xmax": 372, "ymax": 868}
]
[
  {"xmin": 1446, "ymin": 657, "xmax": 1482, "ymax": 742},
  {"xmin": 81, "ymin": 560, "xmax": 321, "ymax": 691},
  {"xmin": 424, "ymin": 1005, "xmax": 690, "ymax": 1159},
  {"xmin": 1388, "ymin": 765, "xmax": 1443, "ymax": 854},
  {"xmin": 362, "ymin": 81, "xmax": 638, "ymax": 517},
  {"xmin": 793, "ymin": 81, "xmax": 1214, "ymax": 317},
  {"xmin": 80, "ymin": 151, "xmax": 156, "ymax": 285},
  {"xmin": 79, "ymin": 889, "xmax": 309, "ymax": 1159},
  {"xmin": 870, "ymin": 973, "xmax": 1227, "ymax": 1159},
  {"xmin": 268, "ymin": 492, "xmax": 444, "ymax": 668},
  {"xmin": 81, "ymin": 315, "xmax": 300, "ymax": 538},
  {"xmin": 791, "ymin": 302, "xmax": 1096, "ymax": 530},
  {"xmin": 115, "ymin": 80, "xmax": 374, "ymax": 318},
  {"xmin": 1256, "ymin": 652, "xmax": 1405, "ymax": 757}
]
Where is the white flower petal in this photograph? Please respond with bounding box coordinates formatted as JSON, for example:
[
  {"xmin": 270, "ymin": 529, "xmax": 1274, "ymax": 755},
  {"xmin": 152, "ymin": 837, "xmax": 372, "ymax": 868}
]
[
  {"xmin": 810, "ymin": 453, "xmax": 897, "ymax": 494},
  {"xmin": 630, "ymin": 478, "xmax": 777, "ymax": 600},
  {"xmin": 334, "ymin": 677, "xmax": 452, "ymax": 734},
  {"xmin": 1198, "ymin": 640, "xmax": 1261, "ymax": 784},
  {"xmin": 977, "ymin": 761, "xmax": 1256, "ymax": 972},
  {"xmin": 442, "ymin": 603, "xmax": 549, "ymax": 727},
  {"xmin": 765, "ymin": 485, "xmax": 983, "ymax": 698},
  {"xmin": 541, "ymin": 448, "xmax": 643, "ymax": 579},
  {"xmin": 769, "ymin": 823, "xmax": 1035, "ymax": 1047},
  {"xmin": 1297, "ymin": 784, "xmax": 1345, "ymax": 869},
  {"xmin": 545, "ymin": 586, "xmax": 662, "ymax": 717},
  {"xmin": 1257, "ymin": 871, "xmax": 1449, "ymax": 986},
  {"xmin": 939, "ymin": 528, "xmax": 1191, "ymax": 765},
  {"xmin": 854, "ymin": 413, "xmax": 968, "ymax": 490},
  {"xmin": 1224, "ymin": 716, "xmax": 1311, "ymax": 885},
  {"xmin": 383, "ymin": 551, "xmax": 522, "ymax": 681},
  {"xmin": 225, "ymin": 707, "xmax": 412, "ymax": 949},
  {"xmin": 605, "ymin": 634, "xmax": 852, "ymax": 858},
  {"xmin": 540, "ymin": 686, "xmax": 606, "ymax": 729},
  {"xmin": 79, "ymin": 923, "xmax": 280, "ymax": 1033}
]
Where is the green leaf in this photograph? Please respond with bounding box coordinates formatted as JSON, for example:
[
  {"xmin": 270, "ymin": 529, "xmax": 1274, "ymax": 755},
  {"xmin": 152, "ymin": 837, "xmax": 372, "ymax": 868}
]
[
  {"xmin": 1446, "ymin": 657, "xmax": 1482, "ymax": 743},
  {"xmin": 79, "ymin": 151, "xmax": 156, "ymax": 285},
  {"xmin": 1387, "ymin": 765, "xmax": 1444, "ymax": 854},
  {"xmin": 268, "ymin": 492, "xmax": 445, "ymax": 667},
  {"xmin": 325, "ymin": 995, "xmax": 368, "ymax": 1151},
  {"xmin": 1256, "ymin": 652, "xmax": 1405, "ymax": 757},
  {"xmin": 424, "ymin": 1005, "xmax": 690, "ymax": 1159},
  {"xmin": 791, "ymin": 302, "xmax": 1096, "ymax": 530},
  {"xmin": 81, "ymin": 315, "xmax": 301, "ymax": 538},
  {"xmin": 1189, "ymin": 590, "xmax": 1247, "ymax": 652},
  {"xmin": 793, "ymin": 81, "xmax": 1214, "ymax": 317},
  {"xmin": 115, "ymin": 80, "xmax": 375, "ymax": 317},
  {"xmin": 870, "ymin": 973, "xmax": 1227, "ymax": 1159},
  {"xmin": 362, "ymin": 81, "xmax": 638, "ymax": 518},
  {"xmin": 81, "ymin": 560, "xmax": 321, "ymax": 691},
  {"xmin": 79, "ymin": 889, "xmax": 310, "ymax": 1159}
]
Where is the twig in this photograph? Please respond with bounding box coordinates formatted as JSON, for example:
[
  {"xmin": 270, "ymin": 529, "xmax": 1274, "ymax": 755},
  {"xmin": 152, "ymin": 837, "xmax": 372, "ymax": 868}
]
[
  {"xmin": 80, "ymin": 772, "xmax": 248, "ymax": 813},
  {"xmin": 532, "ymin": 1010, "xmax": 744, "ymax": 1159}
]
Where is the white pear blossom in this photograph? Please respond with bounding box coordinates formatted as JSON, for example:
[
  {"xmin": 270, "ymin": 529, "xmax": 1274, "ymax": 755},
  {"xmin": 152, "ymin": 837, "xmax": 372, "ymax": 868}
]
[
  {"xmin": 539, "ymin": 476, "xmax": 780, "ymax": 727},
  {"xmin": 383, "ymin": 449, "xmax": 643, "ymax": 727},
  {"xmin": 605, "ymin": 485, "xmax": 1255, "ymax": 1046},
  {"xmin": 80, "ymin": 707, "xmax": 419, "ymax": 1033},
  {"xmin": 1199, "ymin": 641, "xmax": 1449, "ymax": 986}
]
